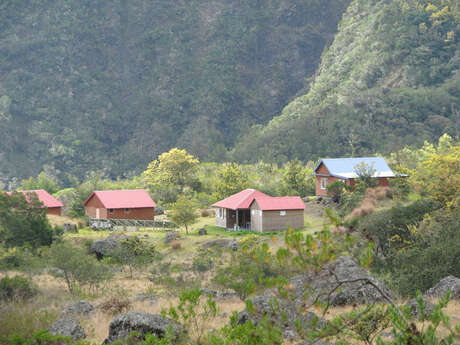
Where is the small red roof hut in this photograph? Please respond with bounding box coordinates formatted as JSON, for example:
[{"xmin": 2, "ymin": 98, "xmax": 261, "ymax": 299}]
[
  {"xmin": 212, "ymin": 189, "xmax": 305, "ymax": 232},
  {"xmin": 83, "ymin": 189, "xmax": 156, "ymax": 220},
  {"xmin": 7, "ymin": 189, "xmax": 63, "ymax": 216}
]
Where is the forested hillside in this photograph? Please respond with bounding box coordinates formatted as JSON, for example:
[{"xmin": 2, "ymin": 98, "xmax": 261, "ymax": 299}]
[
  {"xmin": 0, "ymin": 0, "xmax": 349, "ymax": 183},
  {"xmin": 235, "ymin": 0, "xmax": 460, "ymax": 162}
]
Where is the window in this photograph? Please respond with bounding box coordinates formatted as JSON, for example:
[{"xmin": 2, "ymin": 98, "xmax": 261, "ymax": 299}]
[
  {"xmin": 320, "ymin": 177, "xmax": 328, "ymax": 190},
  {"xmin": 124, "ymin": 208, "xmax": 130, "ymax": 213},
  {"xmin": 108, "ymin": 209, "xmax": 114, "ymax": 214},
  {"xmin": 251, "ymin": 210, "xmax": 255, "ymax": 215},
  {"xmin": 218, "ymin": 208, "xmax": 224, "ymax": 218},
  {"xmin": 280, "ymin": 211, "xmax": 286, "ymax": 216}
]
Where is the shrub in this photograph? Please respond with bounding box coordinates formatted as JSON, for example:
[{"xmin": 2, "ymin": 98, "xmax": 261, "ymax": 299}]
[
  {"xmin": 327, "ymin": 180, "xmax": 346, "ymax": 203},
  {"xmin": 0, "ymin": 276, "xmax": 38, "ymax": 301},
  {"xmin": 200, "ymin": 209, "xmax": 210, "ymax": 217},
  {"xmin": 170, "ymin": 241, "xmax": 182, "ymax": 250},
  {"xmin": 192, "ymin": 250, "xmax": 214, "ymax": 273},
  {"xmin": 99, "ymin": 294, "xmax": 131, "ymax": 315},
  {"xmin": 0, "ymin": 307, "xmax": 56, "ymax": 343},
  {"xmin": 154, "ymin": 205, "xmax": 165, "ymax": 215}
]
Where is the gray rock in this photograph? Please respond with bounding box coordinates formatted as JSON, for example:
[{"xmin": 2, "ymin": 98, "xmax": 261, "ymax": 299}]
[
  {"xmin": 229, "ymin": 241, "xmax": 238, "ymax": 251},
  {"xmin": 164, "ymin": 231, "xmax": 180, "ymax": 244},
  {"xmin": 104, "ymin": 311, "xmax": 184, "ymax": 343},
  {"xmin": 132, "ymin": 293, "xmax": 157, "ymax": 304},
  {"xmin": 237, "ymin": 292, "xmax": 326, "ymax": 338},
  {"xmin": 48, "ymin": 318, "xmax": 86, "ymax": 340},
  {"xmin": 405, "ymin": 297, "xmax": 435, "ymax": 319},
  {"xmin": 425, "ymin": 276, "xmax": 460, "ymax": 299},
  {"xmin": 62, "ymin": 300, "xmax": 94, "ymax": 316},
  {"xmin": 91, "ymin": 237, "xmax": 120, "ymax": 259},
  {"xmin": 201, "ymin": 288, "xmax": 238, "ymax": 299},
  {"xmin": 289, "ymin": 256, "xmax": 395, "ymax": 306},
  {"xmin": 201, "ymin": 239, "xmax": 232, "ymax": 249},
  {"xmin": 198, "ymin": 228, "xmax": 207, "ymax": 235}
]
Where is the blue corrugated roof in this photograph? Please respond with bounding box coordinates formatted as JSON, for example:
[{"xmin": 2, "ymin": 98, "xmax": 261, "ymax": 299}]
[{"xmin": 315, "ymin": 157, "xmax": 395, "ymax": 179}]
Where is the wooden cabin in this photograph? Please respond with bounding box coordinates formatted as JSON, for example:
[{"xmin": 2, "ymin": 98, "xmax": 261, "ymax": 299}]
[
  {"xmin": 212, "ymin": 189, "xmax": 305, "ymax": 232},
  {"xmin": 83, "ymin": 189, "xmax": 156, "ymax": 220},
  {"xmin": 314, "ymin": 157, "xmax": 396, "ymax": 196},
  {"xmin": 7, "ymin": 189, "xmax": 63, "ymax": 216}
]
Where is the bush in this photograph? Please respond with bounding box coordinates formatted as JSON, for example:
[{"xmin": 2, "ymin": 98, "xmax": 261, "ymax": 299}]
[
  {"xmin": 327, "ymin": 180, "xmax": 346, "ymax": 203},
  {"xmin": 200, "ymin": 209, "xmax": 210, "ymax": 217},
  {"xmin": 99, "ymin": 294, "xmax": 131, "ymax": 315},
  {"xmin": 154, "ymin": 205, "xmax": 164, "ymax": 215},
  {"xmin": 0, "ymin": 276, "xmax": 38, "ymax": 301},
  {"xmin": 360, "ymin": 199, "xmax": 439, "ymax": 256}
]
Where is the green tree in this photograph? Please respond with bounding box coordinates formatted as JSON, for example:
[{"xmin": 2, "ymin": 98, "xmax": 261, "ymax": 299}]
[
  {"xmin": 169, "ymin": 195, "xmax": 199, "ymax": 235},
  {"xmin": 354, "ymin": 162, "xmax": 378, "ymax": 189},
  {"xmin": 280, "ymin": 160, "xmax": 314, "ymax": 196},
  {"xmin": 109, "ymin": 237, "xmax": 156, "ymax": 279},
  {"xmin": 213, "ymin": 163, "xmax": 248, "ymax": 200},
  {"xmin": 0, "ymin": 192, "xmax": 56, "ymax": 250},
  {"xmin": 47, "ymin": 241, "xmax": 113, "ymax": 294},
  {"xmin": 20, "ymin": 172, "xmax": 59, "ymax": 194}
]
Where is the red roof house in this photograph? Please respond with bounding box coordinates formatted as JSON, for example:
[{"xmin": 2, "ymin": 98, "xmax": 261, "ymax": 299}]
[
  {"xmin": 7, "ymin": 190, "xmax": 64, "ymax": 216},
  {"xmin": 212, "ymin": 189, "xmax": 305, "ymax": 232},
  {"xmin": 83, "ymin": 190, "xmax": 156, "ymax": 220}
]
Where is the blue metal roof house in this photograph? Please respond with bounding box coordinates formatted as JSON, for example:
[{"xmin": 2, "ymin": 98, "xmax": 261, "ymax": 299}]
[{"xmin": 314, "ymin": 157, "xmax": 396, "ymax": 196}]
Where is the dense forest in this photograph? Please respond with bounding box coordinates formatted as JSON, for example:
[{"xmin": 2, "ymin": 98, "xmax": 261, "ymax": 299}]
[
  {"xmin": 0, "ymin": 0, "xmax": 458, "ymax": 186},
  {"xmin": 236, "ymin": 0, "xmax": 460, "ymax": 162},
  {"xmin": 0, "ymin": 0, "xmax": 349, "ymax": 184}
]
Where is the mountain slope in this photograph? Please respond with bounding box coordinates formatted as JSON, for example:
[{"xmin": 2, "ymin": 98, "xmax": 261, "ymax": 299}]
[
  {"xmin": 0, "ymin": 0, "xmax": 350, "ymax": 183},
  {"xmin": 234, "ymin": 0, "xmax": 459, "ymax": 162}
]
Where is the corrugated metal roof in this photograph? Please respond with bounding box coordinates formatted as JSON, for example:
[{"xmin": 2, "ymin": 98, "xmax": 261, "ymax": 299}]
[
  {"xmin": 7, "ymin": 189, "xmax": 64, "ymax": 208},
  {"xmin": 315, "ymin": 157, "xmax": 395, "ymax": 179},
  {"xmin": 212, "ymin": 189, "xmax": 270, "ymax": 210},
  {"xmin": 83, "ymin": 189, "xmax": 156, "ymax": 209},
  {"xmin": 252, "ymin": 196, "xmax": 305, "ymax": 211}
]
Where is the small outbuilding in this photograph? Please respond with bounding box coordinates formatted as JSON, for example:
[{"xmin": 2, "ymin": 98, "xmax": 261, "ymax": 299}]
[
  {"xmin": 212, "ymin": 189, "xmax": 305, "ymax": 232},
  {"xmin": 83, "ymin": 189, "xmax": 156, "ymax": 220},
  {"xmin": 7, "ymin": 189, "xmax": 63, "ymax": 216},
  {"xmin": 314, "ymin": 157, "xmax": 397, "ymax": 196}
]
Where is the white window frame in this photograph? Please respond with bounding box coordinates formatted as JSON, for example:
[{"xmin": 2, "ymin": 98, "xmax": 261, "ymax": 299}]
[
  {"xmin": 320, "ymin": 177, "xmax": 328, "ymax": 190},
  {"xmin": 280, "ymin": 210, "xmax": 286, "ymax": 216}
]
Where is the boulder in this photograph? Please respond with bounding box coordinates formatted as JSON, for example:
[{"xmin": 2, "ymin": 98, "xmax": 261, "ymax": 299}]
[
  {"xmin": 289, "ymin": 256, "xmax": 395, "ymax": 306},
  {"xmin": 164, "ymin": 231, "xmax": 180, "ymax": 244},
  {"xmin": 48, "ymin": 318, "xmax": 86, "ymax": 340},
  {"xmin": 198, "ymin": 228, "xmax": 207, "ymax": 235},
  {"xmin": 62, "ymin": 300, "xmax": 94, "ymax": 316},
  {"xmin": 405, "ymin": 297, "xmax": 435, "ymax": 319},
  {"xmin": 201, "ymin": 288, "xmax": 238, "ymax": 299},
  {"xmin": 131, "ymin": 293, "xmax": 157, "ymax": 304},
  {"xmin": 237, "ymin": 292, "xmax": 326, "ymax": 338},
  {"xmin": 201, "ymin": 239, "xmax": 232, "ymax": 249},
  {"xmin": 229, "ymin": 241, "xmax": 238, "ymax": 251},
  {"xmin": 105, "ymin": 311, "xmax": 183, "ymax": 343},
  {"xmin": 425, "ymin": 276, "xmax": 460, "ymax": 299},
  {"xmin": 91, "ymin": 236, "xmax": 121, "ymax": 259}
]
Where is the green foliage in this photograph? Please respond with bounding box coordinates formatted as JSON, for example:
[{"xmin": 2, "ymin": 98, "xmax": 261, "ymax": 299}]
[
  {"xmin": 360, "ymin": 199, "xmax": 439, "ymax": 256},
  {"xmin": 0, "ymin": 192, "xmax": 57, "ymax": 249},
  {"xmin": 191, "ymin": 250, "xmax": 214, "ymax": 274},
  {"xmin": 206, "ymin": 313, "xmax": 283, "ymax": 345},
  {"xmin": 279, "ymin": 160, "xmax": 314, "ymax": 196},
  {"xmin": 354, "ymin": 163, "xmax": 379, "ymax": 190},
  {"xmin": 20, "ymin": 172, "xmax": 60, "ymax": 194},
  {"xmin": 163, "ymin": 289, "xmax": 217, "ymax": 345},
  {"xmin": 109, "ymin": 237, "xmax": 156, "ymax": 279},
  {"xmin": 169, "ymin": 195, "xmax": 199, "ymax": 235},
  {"xmin": 383, "ymin": 208, "xmax": 460, "ymax": 296},
  {"xmin": 0, "ymin": 275, "xmax": 38, "ymax": 302},
  {"xmin": 327, "ymin": 180, "xmax": 346, "ymax": 203},
  {"xmin": 46, "ymin": 241, "xmax": 113, "ymax": 294},
  {"xmin": 213, "ymin": 163, "xmax": 248, "ymax": 200}
]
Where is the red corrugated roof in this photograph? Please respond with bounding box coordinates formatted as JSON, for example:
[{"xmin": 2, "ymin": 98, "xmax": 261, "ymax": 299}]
[
  {"xmin": 212, "ymin": 189, "xmax": 269, "ymax": 210},
  {"xmin": 252, "ymin": 196, "xmax": 305, "ymax": 211},
  {"xmin": 7, "ymin": 190, "xmax": 63, "ymax": 208},
  {"xmin": 83, "ymin": 189, "xmax": 156, "ymax": 209}
]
